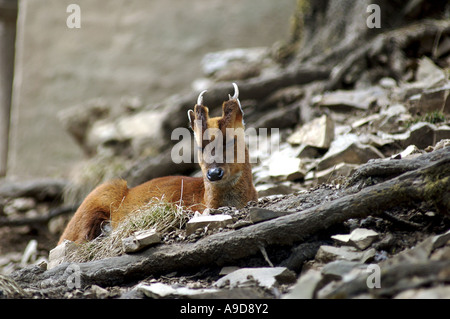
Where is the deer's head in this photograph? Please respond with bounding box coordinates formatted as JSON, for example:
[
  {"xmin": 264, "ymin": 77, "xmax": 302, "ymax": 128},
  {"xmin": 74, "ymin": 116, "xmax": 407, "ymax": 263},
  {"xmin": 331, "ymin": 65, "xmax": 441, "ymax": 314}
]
[{"xmin": 188, "ymin": 83, "xmax": 248, "ymax": 186}]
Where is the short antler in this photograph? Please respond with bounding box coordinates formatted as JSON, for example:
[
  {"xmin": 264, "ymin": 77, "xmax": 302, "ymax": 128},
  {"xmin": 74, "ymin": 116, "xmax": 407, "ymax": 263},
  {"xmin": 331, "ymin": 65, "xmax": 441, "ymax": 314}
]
[
  {"xmin": 197, "ymin": 89, "xmax": 208, "ymax": 106},
  {"xmin": 228, "ymin": 82, "xmax": 243, "ymax": 114},
  {"xmin": 228, "ymin": 82, "xmax": 239, "ymax": 100}
]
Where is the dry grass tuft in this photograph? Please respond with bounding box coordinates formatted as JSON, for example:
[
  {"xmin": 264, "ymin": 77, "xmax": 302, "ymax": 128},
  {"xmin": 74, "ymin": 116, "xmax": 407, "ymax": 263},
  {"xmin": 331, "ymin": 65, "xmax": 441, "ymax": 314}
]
[{"xmin": 65, "ymin": 197, "xmax": 191, "ymax": 263}]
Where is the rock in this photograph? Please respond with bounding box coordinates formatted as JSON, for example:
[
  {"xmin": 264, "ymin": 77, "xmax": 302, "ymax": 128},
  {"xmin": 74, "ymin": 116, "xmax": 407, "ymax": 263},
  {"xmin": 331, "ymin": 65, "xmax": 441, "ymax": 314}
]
[
  {"xmin": 408, "ymin": 84, "xmax": 450, "ymax": 115},
  {"xmin": 379, "ymin": 77, "xmax": 397, "ymax": 89},
  {"xmin": 86, "ymin": 110, "xmax": 166, "ymax": 156},
  {"xmin": 248, "ymin": 207, "xmax": 291, "ymax": 223},
  {"xmin": 358, "ymin": 133, "xmax": 394, "ymax": 148},
  {"xmin": 313, "ymin": 162, "xmax": 359, "ymax": 183},
  {"xmin": 282, "ymin": 269, "xmax": 322, "ymax": 299},
  {"xmin": 296, "ymin": 144, "xmax": 324, "ymax": 159},
  {"xmin": 394, "ymin": 286, "xmax": 450, "ymax": 299},
  {"xmin": 287, "ymin": 114, "xmax": 335, "ymax": 149},
  {"xmin": 133, "ymin": 282, "xmax": 267, "ymax": 299},
  {"xmin": 267, "ymin": 155, "xmax": 305, "ymax": 182},
  {"xmin": 390, "ymin": 145, "xmax": 422, "ymax": 160},
  {"xmin": 48, "ymin": 240, "xmax": 78, "ymax": 269},
  {"xmin": 252, "ymin": 103, "xmax": 299, "ymax": 130},
  {"xmin": 201, "ymin": 208, "xmax": 223, "ymax": 216},
  {"xmin": 415, "ymin": 56, "xmax": 447, "ymax": 88},
  {"xmin": 116, "ymin": 110, "xmax": 166, "ymax": 151},
  {"xmin": 8, "ymin": 198, "xmax": 36, "ymax": 213},
  {"xmin": 137, "ymin": 282, "xmax": 220, "ymax": 299},
  {"xmin": 431, "ymin": 229, "xmax": 450, "ymax": 250},
  {"xmin": 317, "ymin": 135, "xmax": 384, "ymax": 171},
  {"xmin": 214, "ymin": 62, "xmax": 261, "ymax": 82},
  {"xmin": 90, "ymin": 285, "xmax": 110, "ymax": 299},
  {"xmin": 201, "ymin": 47, "xmax": 268, "ymax": 76},
  {"xmin": 377, "ymin": 104, "xmax": 409, "ymax": 132},
  {"xmin": 185, "ymin": 215, "xmax": 233, "ymax": 236},
  {"xmin": 315, "ymin": 245, "xmax": 376, "ymax": 263},
  {"xmin": 255, "ymin": 182, "xmax": 301, "ymax": 197},
  {"xmin": 58, "ymin": 98, "xmax": 111, "ymax": 155},
  {"xmin": 406, "ymin": 123, "xmax": 450, "ymax": 149},
  {"xmin": 380, "ymin": 122, "xmax": 440, "ymax": 150},
  {"xmin": 313, "ymin": 87, "xmax": 386, "ymax": 111},
  {"xmin": 380, "ymin": 236, "xmax": 434, "ymax": 267},
  {"xmin": 214, "ymin": 267, "xmax": 296, "ymax": 290},
  {"xmin": 434, "ymin": 138, "xmax": 450, "ymax": 151},
  {"xmin": 262, "ymin": 85, "xmax": 305, "ymax": 110},
  {"xmin": 435, "ymin": 125, "xmax": 450, "ymax": 142},
  {"xmin": 321, "ymin": 260, "xmax": 364, "ymax": 281},
  {"xmin": 351, "ymin": 113, "xmax": 382, "ymax": 129},
  {"xmin": 137, "ymin": 282, "xmax": 177, "ymax": 298},
  {"xmin": 331, "ymin": 228, "xmax": 379, "ymax": 250},
  {"xmin": 122, "ymin": 228, "xmax": 161, "ymax": 253}
]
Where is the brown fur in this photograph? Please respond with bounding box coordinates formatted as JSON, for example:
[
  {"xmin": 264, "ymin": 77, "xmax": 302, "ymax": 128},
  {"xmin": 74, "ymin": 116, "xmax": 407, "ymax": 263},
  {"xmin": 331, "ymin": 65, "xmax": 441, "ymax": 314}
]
[{"xmin": 59, "ymin": 92, "xmax": 257, "ymax": 244}]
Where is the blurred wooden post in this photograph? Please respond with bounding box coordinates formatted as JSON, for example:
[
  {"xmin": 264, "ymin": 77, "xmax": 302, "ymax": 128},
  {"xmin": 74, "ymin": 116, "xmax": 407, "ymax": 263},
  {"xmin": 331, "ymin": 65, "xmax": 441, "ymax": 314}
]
[{"xmin": 0, "ymin": 0, "xmax": 18, "ymax": 177}]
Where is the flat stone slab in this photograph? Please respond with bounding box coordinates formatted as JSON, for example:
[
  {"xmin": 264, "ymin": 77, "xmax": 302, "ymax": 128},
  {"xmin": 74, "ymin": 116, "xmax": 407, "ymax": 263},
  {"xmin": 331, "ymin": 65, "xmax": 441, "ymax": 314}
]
[
  {"xmin": 48, "ymin": 240, "xmax": 77, "ymax": 269},
  {"xmin": 122, "ymin": 228, "xmax": 161, "ymax": 253},
  {"xmin": 214, "ymin": 267, "xmax": 296, "ymax": 289},
  {"xmin": 137, "ymin": 282, "xmax": 220, "ymax": 299},
  {"xmin": 283, "ymin": 269, "xmax": 322, "ymax": 299},
  {"xmin": 186, "ymin": 214, "xmax": 233, "ymax": 235},
  {"xmin": 332, "ymin": 228, "xmax": 379, "ymax": 250},
  {"xmin": 315, "ymin": 245, "xmax": 376, "ymax": 263}
]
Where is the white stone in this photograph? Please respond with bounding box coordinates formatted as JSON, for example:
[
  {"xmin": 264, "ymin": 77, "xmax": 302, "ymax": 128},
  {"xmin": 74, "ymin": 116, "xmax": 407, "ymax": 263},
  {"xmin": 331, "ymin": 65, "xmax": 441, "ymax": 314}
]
[
  {"xmin": 395, "ymin": 286, "xmax": 450, "ymax": 299},
  {"xmin": 287, "ymin": 114, "xmax": 335, "ymax": 149},
  {"xmin": 416, "ymin": 56, "xmax": 446, "ymax": 87},
  {"xmin": 137, "ymin": 282, "xmax": 219, "ymax": 298},
  {"xmin": 432, "ymin": 229, "xmax": 450, "ymax": 250},
  {"xmin": 331, "ymin": 228, "xmax": 379, "ymax": 250},
  {"xmin": 283, "ymin": 269, "xmax": 322, "ymax": 299},
  {"xmin": 314, "ymin": 87, "xmax": 386, "ymax": 111},
  {"xmin": 391, "ymin": 145, "xmax": 421, "ymax": 160},
  {"xmin": 214, "ymin": 267, "xmax": 296, "ymax": 289},
  {"xmin": 267, "ymin": 153, "xmax": 304, "ymax": 181},
  {"xmin": 48, "ymin": 240, "xmax": 77, "ymax": 269},
  {"xmin": 122, "ymin": 228, "xmax": 161, "ymax": 253},
  {"xmin": 317, "ymin": 135, "xmax": 384, "ymax": 171},
  {"xmin": 186, "ymin": 214, "xmax": 233, "ymax": 235},
  {"xmin": 314, "ymin": 162, "xmax": 359, "ymax": 183}
]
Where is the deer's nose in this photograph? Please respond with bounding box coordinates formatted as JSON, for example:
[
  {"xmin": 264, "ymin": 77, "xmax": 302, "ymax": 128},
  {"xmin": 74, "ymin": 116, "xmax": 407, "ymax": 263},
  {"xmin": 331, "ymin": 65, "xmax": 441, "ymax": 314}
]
[{"xmin": 207, "ymin": 168, "xmax": 224, "ymax": 181}]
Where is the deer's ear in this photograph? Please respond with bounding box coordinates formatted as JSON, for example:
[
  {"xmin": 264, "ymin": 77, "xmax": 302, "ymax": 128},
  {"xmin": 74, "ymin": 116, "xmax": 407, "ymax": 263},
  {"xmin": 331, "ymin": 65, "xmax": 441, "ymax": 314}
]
[
  {"xmin": 220, "ymin": 99, "xmax": 244, "ymax": 130},
  {"xmin": 219, "ymin": 83, "xmax": 245, "ymax": 130},
  {"xmin": 190, "ymin": 90, "xmax": 210, "ymax": 148},
  {"xmin": 189, "ymin": 89, "xmax": 209, "ymax": 134}
]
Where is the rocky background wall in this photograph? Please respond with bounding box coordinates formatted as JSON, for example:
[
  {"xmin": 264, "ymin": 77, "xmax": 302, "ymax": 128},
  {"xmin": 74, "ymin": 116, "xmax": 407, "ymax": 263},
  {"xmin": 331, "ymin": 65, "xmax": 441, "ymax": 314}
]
[
  {"xmin": 7, "ymin": 0, "xmax": 294, "ymax": 179},
  {"xmin": 1, "ymin": 0, "xmax": 450, "ymax": 300}
]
